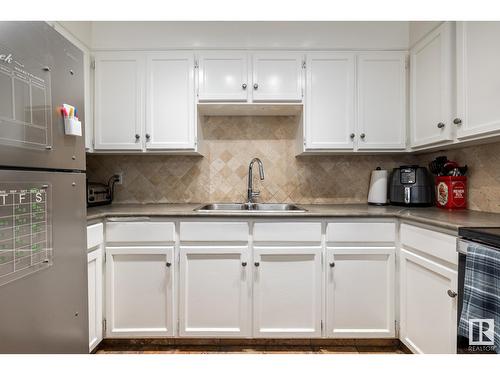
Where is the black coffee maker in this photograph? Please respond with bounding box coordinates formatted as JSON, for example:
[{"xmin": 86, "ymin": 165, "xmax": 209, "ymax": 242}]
[{"xmin": 389, "ymin": 166, "xmax": 434, "ymax": 206}]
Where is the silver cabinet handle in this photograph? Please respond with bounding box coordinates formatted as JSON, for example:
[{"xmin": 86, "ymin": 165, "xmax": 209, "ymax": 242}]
[
  {"xmin": 242, "ymin": 83, "xmax": 247, "ymax": 90},
  {"xmin": 437, "ymin": 122, "xmax": 445, "ymax": 129},
  {"xmin": 350, "ymin": 133, "xmax": 355, "ymax": 139},
  {"xmin": 166, "ymin": 262, "xmax": 172, "ymax": 268},
  {"xmin": 254, "ymin": 262, "xmax": 260, "ymax": 267},
  {"xmin": 135, "ymin": 134, "xmax": 140, "ymax": 140},
  {"xmin": 360, "ymin": 133, "xmax": 366, "ymax": 139},
  {"xmin": 447, "ymin": 289, "xmax": 457, "ymax": 298},
  {"xmin": 253, "ymin": 83, "xmax": 258, "ymax": 90},
  {"xmin": 242, "ymin": 262, "xmax": 247, "ymax": 267},
  {"xmin": 329, "ymin": 262, "xmax": 335, "ymax": 268},
  {"xmin": 453, "ymin": 118, "xmax": 462, "ymax": 125}
]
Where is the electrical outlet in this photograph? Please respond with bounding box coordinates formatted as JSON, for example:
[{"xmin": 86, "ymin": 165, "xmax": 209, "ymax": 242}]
[{"xmin": 115, "ymin": 173, "xmax": 123, "ymax": 185}]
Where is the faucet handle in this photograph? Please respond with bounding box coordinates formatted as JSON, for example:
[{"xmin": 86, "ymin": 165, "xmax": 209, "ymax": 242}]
[{"xmin": 252, "ymin": 190, "xmax": 260, "ymax": 198}]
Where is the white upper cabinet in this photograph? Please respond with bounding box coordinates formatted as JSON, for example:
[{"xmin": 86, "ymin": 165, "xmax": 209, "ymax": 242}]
[
  {"xmin": 252, "ymin": 52, "xmax": 304, "ymax": 102},
  {"xmin": 410, "ymin": 22, "xmax": 455, "ymax": 149},
  {"xmin": 357, "ymin": 52, "xmax": 407, "ymax": 150},
  {"xmin": 305, "ymin": 53, "xmax": 355, "ymax": 150},
  {"xmin": 197, "ymin": 52, "xmax": 249, "ymax": 101},
  {"xmin": 456, "ymin": 22, "xmax": 500, "ymax": 140},
  {"xmin": 94, "ymin": 52, "xmax": 145, "ymax": 150},
  {"xmin": 146, "ymin": 52, "xmax": 196, "ymax": 149}
]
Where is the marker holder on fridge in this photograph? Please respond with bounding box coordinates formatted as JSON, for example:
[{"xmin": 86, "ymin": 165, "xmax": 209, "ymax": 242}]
[{"xmin": 61, "ymin": 103, "xmax": 82, "ymax": 136}]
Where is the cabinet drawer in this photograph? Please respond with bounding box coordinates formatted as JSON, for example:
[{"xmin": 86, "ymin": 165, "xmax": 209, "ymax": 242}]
[
  {"xmin": 180, "ymin": 222, "xmax": 248, "ymax": 242},
  {"xmin": 87, "ymin": 223, "xmax": 103, "ymax": 249},
  {"xmin": 253, "ymin": 222, "xmax": 321, "ymax": 242},
  {"xmin": 400, "ymin": 223, "xmax": 457, "ymax": 265},
  {"xmin": 327, "ymin": 222, "xmax": 395, "ymax": 243},
  {"xmin": 106, "ymin": 221, "xmax": 175, "ymax": 243}
]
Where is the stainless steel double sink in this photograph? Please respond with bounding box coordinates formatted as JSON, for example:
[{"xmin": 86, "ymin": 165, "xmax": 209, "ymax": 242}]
[{"xmin": 195, "ymin": 203, "xmax": 307, "ymax": 213}]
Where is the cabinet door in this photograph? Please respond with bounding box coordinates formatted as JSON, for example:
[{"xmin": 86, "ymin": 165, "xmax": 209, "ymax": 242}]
[
  {"xmin": 94, "ymin": 53, "xmax": 144, "ymax": 150},
  {"xmin": 305, "ymin": 53, "xmax": 355, "ymax": 150},
  {"xmin": 357, "ymin": 52, "xmax": 407, "ymax": 150},
  {"xmin": 326, "ymin": 247, "xmax": 395, "ymax": 338},
  {"xmin": 400, "ymin": 248, "xmax": 458, "ymax": 354},
  {"xmin": 146, "ymin": 52, "xmax": 196, "ymax": 149},
  {"xmin": 179, "ymin": 246, "xmax": 250, "ymax": 337},
  {"xmin": 253, "ymin": 246, "xmax": 322, "ymax": 337},
  {"xmin": 106, "ymin": 246, "xmax": 175, "ymax": 337},
  {"xmin": 252, "ymin": 53, "xmax": 304, "ymax": 102},
  {"xmin": 410, "ymin": 22, "xmax": 454, "ymax": 148},
  {"xmin": 198, "ymin": 52, "xmax": 249, "ymax": 101},
  {"xmin": 87, "ymin": 248, "xmax": 103, "ymax": 352},
  {"xmin": 456, "ymin": 22, "xmax": 500, "ymax": 140}
]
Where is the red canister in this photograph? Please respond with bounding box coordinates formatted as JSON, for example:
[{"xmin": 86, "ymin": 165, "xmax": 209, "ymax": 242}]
[{"xmin": 435, "ymin": 176, "xmax": 467, "ymax": 209}]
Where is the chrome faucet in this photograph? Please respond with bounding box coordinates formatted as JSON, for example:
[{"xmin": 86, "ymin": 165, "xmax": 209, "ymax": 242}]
[{"xmin": 247, "ymin": 158, "xmax": 265, "ymax": 204}]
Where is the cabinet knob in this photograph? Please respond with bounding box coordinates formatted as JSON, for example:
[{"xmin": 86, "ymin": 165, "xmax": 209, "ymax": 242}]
[
  {"xmin": 242, "ymin": 262, "xmax": 247, "ymax": 267},
  {"xmin": 253, "ymin": 83, "xmax": 259, "ymax": 90},
  {"xmin": 166, "ymin": 262, "xmax": 172, "ymax": 268},
  {"xmin": 447, "ymin": 289, "xmax": 457, "ymax": 298},
  {"xmin": 135, "ymin": 134, "xmax": 140, "ymax": 140},
  {"xmin": 360, "ymin": 133, "xmax": 366, "ymax": 139},
  {"xmin": 145, "ymin": 133, "xmax": 151, "ymax": 141},
  {"xmin": 437, "ymin": 122, "xmax": 446, "ymax": 129},
  {"xmin": 254, "ymin": 261, "xmax": 260, "ymax": 267},
  {"xmin": 242, "ymin": 83, "xmax": 247, "ymax": 90},
  {"xmin": 350, "ymin": 133, "xmax": 355, "ymax": 139},
  {"xmin": 453, "ymin": 118, "xmax": 462, "ymax": 125},
  {"xmin": 329, "ymin": 262, "xmax": 335, "ymax": 268}
]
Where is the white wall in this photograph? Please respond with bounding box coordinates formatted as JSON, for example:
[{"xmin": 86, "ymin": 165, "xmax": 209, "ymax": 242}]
[
  {"xmin": 56, "ymin": 21, "xmax": 92, "ymax": 49},
  {"xmin": 409, "ymin": 21, "xmax": 443, "ymax": 47},
  {"xmin": 91, "ymin": 21, "xmax": 409, "ymax": 50}
]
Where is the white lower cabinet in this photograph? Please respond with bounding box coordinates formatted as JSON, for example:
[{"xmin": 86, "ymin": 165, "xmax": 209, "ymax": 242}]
[
  {"xmin": 399, "ymin": 248, "xmax": 458, "ymax": 353},
  {"xmin": 326, "ymin": 247, "xmax": 395, "ymax": 338},
  {"xmin": 179, "ymin": 246, "xmax": 250, "ymax": 337},
  {"xmin": 87, "ymin": 223, "xmax": 104, "ymax": 352},
  {"xmin": 253, "ymin": 246, "xmax": 322, "ymax": 337},
  {"xmin": 87, "ymin": 248, "xmax": 103, "ymax": 352},
  {"xmin": 106, "ymin": 246, "xmax": 175, "ymax": 337}
]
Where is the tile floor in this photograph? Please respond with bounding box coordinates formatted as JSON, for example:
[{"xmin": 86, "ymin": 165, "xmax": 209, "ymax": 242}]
[{"xmin": 96, "ymin": 342, "xmax": 409, "ymax": 354}]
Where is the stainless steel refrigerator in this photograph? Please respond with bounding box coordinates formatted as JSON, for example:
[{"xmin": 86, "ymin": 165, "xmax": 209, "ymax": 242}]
[{"xmin": 0, "ymin": 22, "xmax": 88, "ymax": 353}]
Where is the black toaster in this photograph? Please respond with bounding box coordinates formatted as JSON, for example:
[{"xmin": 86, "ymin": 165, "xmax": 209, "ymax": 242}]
[{"xmin": 389, "ymin": 166, "xmax": 434, "ymax": 206}]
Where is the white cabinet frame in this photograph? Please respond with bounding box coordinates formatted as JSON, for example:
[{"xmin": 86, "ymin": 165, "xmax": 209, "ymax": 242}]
[
  {"xmin": 251, "ymin": 52, "xmax": 304, "ymax": 102},
  {"xmin": 87, "ymin": 248, "xmax": 103, "ymax": 352},
  {"xmin": 399, "ymin": 248, "xmax": 458, "ymax": 354},
  {"xmin": 94, "ymin": 52, "xmax": 145, "ymax": 150},
  {"xmin": 145, "ymin": 52, "xmax": 196, "ymax": 150},
  {"xmin": 178, "ymin": 245, "xmax": 251, "ymax": 337},
  {"xmin": 197, "ymin": 52, "xmax": 250, "ymax": 102},
  {"xmin": 410, "ymin": 22, "xmax": 455, "ymax": 148},
  {"xmin": 105, "ymin": 246, "xmax": 175, "ymax": 337},
  {"xmin": 252, "ymin": 246, "xmax": 322, "ymax": 338},
  {"xmin": 326, "ymin": 246, "xmax": 395, "ymax": 338}
]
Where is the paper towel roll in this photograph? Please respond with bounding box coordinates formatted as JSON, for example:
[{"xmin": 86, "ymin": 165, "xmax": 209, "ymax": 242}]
[{"xmin": 368, "ymin": 168, "xmax": 388, "ymax": 205}]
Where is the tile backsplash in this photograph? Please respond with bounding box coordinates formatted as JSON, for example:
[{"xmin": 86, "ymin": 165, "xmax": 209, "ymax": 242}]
[
  {"xmin": 417, "ymin": 142, "xmax": 500, "ymax": 213},
  {"xmin": 87, "ymin": 116, "xmax": 500, "ymax": 213}
]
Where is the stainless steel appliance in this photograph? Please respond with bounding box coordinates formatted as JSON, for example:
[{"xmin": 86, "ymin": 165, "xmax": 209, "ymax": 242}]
[
  {"xmin": 0, "ymin": 22, "xmax": 87, "ymax": 353},
  {"xmin": 457, "ymin": 227, "xmax": 500, "ymax": 354},
  {"xmin": 87, "ymin": 175, "xmax": 119, "ymax": 207},
  {"xmin": 389, "ymin": 165, "xmax": 434, "ymax": 206}
]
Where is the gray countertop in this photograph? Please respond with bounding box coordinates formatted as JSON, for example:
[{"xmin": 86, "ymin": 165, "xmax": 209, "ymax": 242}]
[{"xmin": 86, "ymin": 203, "xmax": 500, "ymax": 232}]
